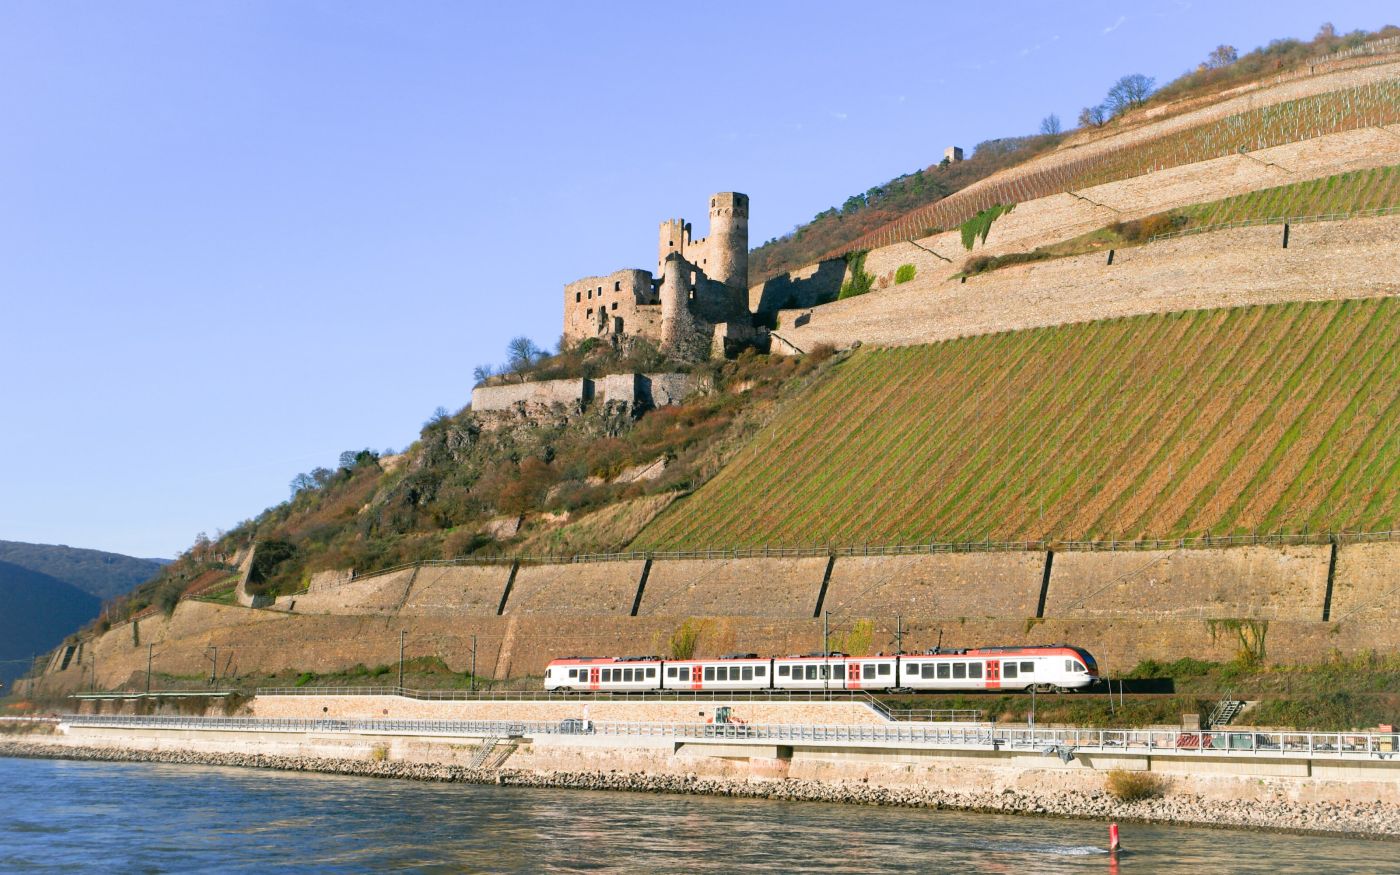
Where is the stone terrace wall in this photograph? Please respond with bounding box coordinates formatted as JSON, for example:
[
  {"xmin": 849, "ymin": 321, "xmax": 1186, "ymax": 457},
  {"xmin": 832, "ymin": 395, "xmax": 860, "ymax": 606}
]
[
  {"xmin": 281, "ymin": 569, "xmax": 419, "ymax": 615},
  {"xmin": 398, "ymin": 565, "xmax": 512, "ymax": 617},
  {"xmin": 778, "ymin": 215, "xmax": 1400, "ymax": 351},
  {"xmin": 636, "ymin": 557, "xmax": 829, "ymax": 617},
  {"xmin": 1329, "ymin": 541, "xmax": 1400, "ymax": 621},
  {"xmin": 505, "ymin": 561, "xmax": 646, "ymax": 615},
  {"xmin": 1044, "ymin": 546, "xmax": 1332, "ymax": 621},
  {"xmin": 822, "ymin": 553, "xmax": 1045, "ymax": 619}
]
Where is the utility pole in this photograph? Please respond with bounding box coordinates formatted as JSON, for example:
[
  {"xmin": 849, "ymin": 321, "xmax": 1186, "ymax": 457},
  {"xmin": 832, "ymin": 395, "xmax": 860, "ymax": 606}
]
[
  {"xmin": 822, "ymin": 611, "xmax": 830, "ymax": 693},
  {"xmin": 146, "ymin": 644, "xmax": 153, "ymax": 694},
  {"xmin": 398, "ymin": 630, "xmax": 406, "ymax": 691},
  {"xmin": 207, "ymin": 646, "xmax": 218, "ymax": 686},
  {"xmin": 895, "ymin": 614, "xmax": 903, "ymax": 654},
  {"xmin": 470, "ymin": 634, "xmax": 477, "ymax": 693}
]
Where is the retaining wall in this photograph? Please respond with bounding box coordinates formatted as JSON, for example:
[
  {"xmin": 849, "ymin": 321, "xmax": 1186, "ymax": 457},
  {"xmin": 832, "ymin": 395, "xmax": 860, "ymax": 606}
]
[
  {"xmin": 505, "ymin": 561, "xmax": 646, "ymax": 615},
  {"xmin": 1329, "ymin": 541, "xmax": 1400, "ymax": 621},
  {"xmin": 1044, "ymin": 545, "xmax": 1332, "ymax": 621},
  {"xmin": 822, "ymin": 553, "xmax": 1045, "ymax": 619},
  {"xmin": 636, "ymin": 557, "xmax": 829, "ymax": 617}
]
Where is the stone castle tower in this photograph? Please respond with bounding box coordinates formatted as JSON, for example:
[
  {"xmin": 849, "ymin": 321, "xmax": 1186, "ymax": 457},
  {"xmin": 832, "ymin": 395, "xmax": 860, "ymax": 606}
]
[{"xmin": 564, "ymin": 191, "xmax": 757, "ymax": 359}]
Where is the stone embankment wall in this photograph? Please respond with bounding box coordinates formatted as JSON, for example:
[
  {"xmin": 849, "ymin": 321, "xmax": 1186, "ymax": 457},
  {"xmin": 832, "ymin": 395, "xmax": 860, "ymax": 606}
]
[
  {"xmin": 248, "ymin": 695, "xmax": 886, "ymax": 725},
  {"xmin": 33, "ymin": 541, "xmax": 1400, "ymax": 692},
  {"xmin": 471, "ymin": 373, "xmax": 699, "ymax": 414},
  {"xmin": 775, "ymin": 214, "xmax": 1400, "ymax": 351}
]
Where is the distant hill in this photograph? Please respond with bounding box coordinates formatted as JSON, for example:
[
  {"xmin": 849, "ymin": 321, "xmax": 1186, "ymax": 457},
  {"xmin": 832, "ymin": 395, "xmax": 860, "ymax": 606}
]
[
  {"xmin": 0, "ymin": 560, "xmax": 101, "ymax": 690},
  {"xmin": 0, "ymin": 540, "xmax": 167, "ymax": 601}
]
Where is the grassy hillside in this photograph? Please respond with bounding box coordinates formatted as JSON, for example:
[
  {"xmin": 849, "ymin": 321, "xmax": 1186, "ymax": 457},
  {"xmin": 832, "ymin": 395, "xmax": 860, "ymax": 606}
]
[{"xmin": 635, "ymin": 297, "xmax": 1400, "ymax": 549}]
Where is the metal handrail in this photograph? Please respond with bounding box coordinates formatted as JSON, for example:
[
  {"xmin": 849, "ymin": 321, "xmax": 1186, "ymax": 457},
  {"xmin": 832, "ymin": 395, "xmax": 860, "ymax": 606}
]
[{"xmin": 59, "ymin": 715, "xmax": 1400, "ymax": 760}]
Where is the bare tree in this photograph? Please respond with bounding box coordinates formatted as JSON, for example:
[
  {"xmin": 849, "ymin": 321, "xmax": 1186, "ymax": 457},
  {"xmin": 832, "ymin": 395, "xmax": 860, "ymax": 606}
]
[
  {"xmin": 1078, "ymin": 104, "xmax": 1108, "ymax": 128},
  {"xmin": 1103, "ymin": 73, "xmax": 1155, "ymax": 117},
  {"xmin": 1040, "ymin": 113, "xmax": 1062, "ymax": 135},
  {"xmin": 472, "ymin": 363, "xmax": 494, "ymax": 385},
  {"xmin": 1316, "ymin": 22, "xmax": 1337, "ymax": 41},
  {"xmin": 506, "ymin": 336, "xmax": 542, "ymax": 380},
  {"xmin": 1206, "ymin": 45, "xmax": 1238, "ymax": 69}
]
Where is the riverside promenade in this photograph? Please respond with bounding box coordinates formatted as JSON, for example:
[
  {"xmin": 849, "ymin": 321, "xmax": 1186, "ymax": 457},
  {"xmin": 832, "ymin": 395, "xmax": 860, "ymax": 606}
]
[{"xmin": 6, "ymin": 690, "xmax": 1400, "ymax": 837}]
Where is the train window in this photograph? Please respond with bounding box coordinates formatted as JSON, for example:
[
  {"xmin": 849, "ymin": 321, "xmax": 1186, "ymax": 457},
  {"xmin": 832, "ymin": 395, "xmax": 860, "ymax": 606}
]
[
  {"xmin": 755, "ymin": 666, "xmax": 766, "ymax": 677},
  {"xmin": 906, "ymin": 663, "xmax": 918, "ymax": 675},
  {"xmin": 1020, "ymin": 661, "xmax": 1034, "ymax": 673},
  {"xmin": 778, "ymin": 665, "xmax": 790, "ymax": 677},
  {"xmin": 568, "ymin": 669, "xmax": 578, "ymax": 679},
  {"xmin": 953, "ymin": 663, "xmax": 967, "ymax": 679},
  {"xmin": 1004, "ymin": 663, "xmax": 1018, "ymax": 679},
  {"xmin": 666, "ymin": 667, "xmax": 676, "ymax": 679},
  {"xmin": 806, "ymin": 666, "xmax": 818, "ymax": 680},
  {"xmin": 602, "ymin": 669, "xmax": 611, "ymax": 682},
  {"xmin": 937, "ymin": 663, "xmax": 950, "ymax": 679},
  {"xmin": 626, "ymin": 669, "xmax": 636, "ymax": 682},
  {"xmin": 969, "ymin": 662, "xmax": 983, "ymax": 679},
  {"xmin": 647, "ymin": 668, "xmax": 656, "ymax": 679},
  {"xmin": 922, "ymin": 664, "xmax": 935, "ymax": 679},
  {"xmin": 878, "ymin": 664, "xmax": 890, "ymax": 676},
  {"xmin": 704, "ymin": 667, "xmax": 715, "ymax": 681},
  {"xmin": 862, "ymin": 664, "xmax": 876, "ymax": 680},
  {"xmin": 742, "ymin": 667, "xmax": 753, "ymax": 681}
]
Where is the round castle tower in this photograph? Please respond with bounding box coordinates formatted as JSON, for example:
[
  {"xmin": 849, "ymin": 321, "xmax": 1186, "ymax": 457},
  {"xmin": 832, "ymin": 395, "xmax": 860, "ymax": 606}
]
[
  {"xmin": 707, "ymin": 192, "xmax": 749, "ymax": 290},
  {"xmin": 659, "ymin": 251, "xmax": 695, "ymax": 353}
]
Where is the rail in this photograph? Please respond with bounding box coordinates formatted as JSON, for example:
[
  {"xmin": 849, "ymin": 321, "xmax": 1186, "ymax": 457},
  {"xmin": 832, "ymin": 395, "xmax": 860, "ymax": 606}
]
[
  {"xmin": 59, "ymin": 715, "xmax": 1400, "ymax": 761},
  {"xmin": 1147, "ymin": 205, "xmax": 1400, "ymax": 243}
]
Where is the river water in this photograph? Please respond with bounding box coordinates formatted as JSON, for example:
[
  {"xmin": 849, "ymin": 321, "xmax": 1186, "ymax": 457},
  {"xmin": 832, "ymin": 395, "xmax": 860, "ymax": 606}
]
[{"xmin": 1, "ymin": 757, "xmax": 1396, "ymax": 873}]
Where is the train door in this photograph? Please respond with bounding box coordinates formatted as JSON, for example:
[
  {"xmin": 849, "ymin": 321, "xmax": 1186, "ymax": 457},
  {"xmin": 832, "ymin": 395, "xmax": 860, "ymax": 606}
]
[
  {"xmin": 589, "ymin": 667, "xmax": 600, "ymax": 691},
  {"xmin": 845, "ymin": 661, "xmax": 859, "ymax": 690},
  {"xmin": 986, "ymin": 660, "xmax": 1001, "ymax": 690},
  {"xmin": 691, "ymin": 665, "xmax": 703, "ymax": 691}
]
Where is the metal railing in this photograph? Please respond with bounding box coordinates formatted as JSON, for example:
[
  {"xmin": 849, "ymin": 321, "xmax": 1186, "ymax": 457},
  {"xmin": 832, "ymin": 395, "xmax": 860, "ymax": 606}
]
[
  {"xmin": 1148, "ymin": 205, "xmax": 1400, "ymax": 243},
  {"xmin": 59, "ymin": 714, "xmax": 1400, "ymax": 761}
]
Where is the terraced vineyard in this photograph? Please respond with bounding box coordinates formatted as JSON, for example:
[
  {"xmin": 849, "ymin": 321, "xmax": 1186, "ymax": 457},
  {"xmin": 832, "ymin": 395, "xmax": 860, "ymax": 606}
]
[
  {"xmin": 1177, "ymin": 163, "xmax": 1400, "ymax": 226},
  {"xmin": 634, "ymin": 297, "xmax": 1400, "ymax": 549},
  {"xmin": 842, "ymin": 79, "xmax": 1400, "ymax": 254}
]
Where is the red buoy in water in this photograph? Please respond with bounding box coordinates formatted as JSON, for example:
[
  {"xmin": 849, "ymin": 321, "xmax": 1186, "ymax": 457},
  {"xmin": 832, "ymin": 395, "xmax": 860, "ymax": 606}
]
[{"xmin": 1109, "ymin": 822, "xmax": 1121, "ymax": 853}]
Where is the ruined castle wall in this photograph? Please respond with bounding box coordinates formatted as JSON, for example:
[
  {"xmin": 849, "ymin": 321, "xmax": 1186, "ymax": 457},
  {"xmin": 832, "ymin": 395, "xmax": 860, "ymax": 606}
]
[
  {"xmin": 636, "ymin": 558, "xmax": 829, "ymax": 617},
  {"xmin": 563, "ymin": 269, "xmax": 655, "ymax": 343},
  {"xmin": 642, "ymin": 373, "xmax": 698, "ymax": 406},
  {"xmin": 749, "ymin": 258, "xmax": 849, "ymax": 314},
  {"xmin": 823, "ymin": 553, "xmax": 1046, "ymax": 620},
  {"xmin": 1044, "ymin": 546, "xmax": 1331, "ymax": 621},
  {"xmin": 471, "ymin": 379, "xmax": 587, "ymax": 412}
]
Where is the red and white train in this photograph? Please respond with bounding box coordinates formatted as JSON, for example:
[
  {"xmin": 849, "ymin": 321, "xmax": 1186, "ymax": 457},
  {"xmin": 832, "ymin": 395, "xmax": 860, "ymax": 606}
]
[{"xmin": 544, "ymin": 645, "xmax": 1098, "ymax": 694}]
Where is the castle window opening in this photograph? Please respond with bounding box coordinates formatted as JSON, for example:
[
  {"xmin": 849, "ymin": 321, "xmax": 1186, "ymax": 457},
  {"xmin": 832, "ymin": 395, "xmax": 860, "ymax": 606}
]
[
  {"xmin": 614, "ymin": 281, "xmax": 621, "ymax": 291},
  {"xmin": 575, "ymin": 292, "xmax": 581, "ymax": 303},
  {"xmin": 611, "ymin": 301, "xmax": 618, "ymax": 310},
  {"xmin": 587, "ymin": 289, "xmax": 592, "ymax": 299},
  {"xmin": 587, "ymin": 308, "xmax": 593, "ymax": 317}
]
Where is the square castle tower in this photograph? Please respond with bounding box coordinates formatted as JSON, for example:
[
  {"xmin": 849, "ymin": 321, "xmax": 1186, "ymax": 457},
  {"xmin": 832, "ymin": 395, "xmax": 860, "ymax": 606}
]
[{"xmin": 563, "ymin": 192, "xmax": 757, "ymax": 359}]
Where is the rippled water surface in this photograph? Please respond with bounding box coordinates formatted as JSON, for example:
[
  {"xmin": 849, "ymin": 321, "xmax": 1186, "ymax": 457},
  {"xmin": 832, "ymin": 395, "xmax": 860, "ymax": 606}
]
[{"xmin": 1, "ymin": 757, "xmax": 1397, "ymax": 873}]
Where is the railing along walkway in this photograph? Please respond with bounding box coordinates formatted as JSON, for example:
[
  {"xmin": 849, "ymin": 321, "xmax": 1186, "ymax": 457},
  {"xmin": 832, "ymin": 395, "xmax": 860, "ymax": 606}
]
[{"xmin": 61, "ymin": 715, "xmax": 1400, "ymax": 761}]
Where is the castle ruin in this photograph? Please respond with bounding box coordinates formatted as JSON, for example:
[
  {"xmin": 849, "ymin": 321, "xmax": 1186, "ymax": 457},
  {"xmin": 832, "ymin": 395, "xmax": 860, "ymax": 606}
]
[{"xmin": 563, "ymin": 192, "xmax": 759, "ymax": 359}]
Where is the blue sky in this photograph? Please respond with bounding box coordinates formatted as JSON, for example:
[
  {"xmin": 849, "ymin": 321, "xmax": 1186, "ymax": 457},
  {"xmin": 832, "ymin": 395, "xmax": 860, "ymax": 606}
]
[{"xmin": 0, "ymin": 1, "xmax": 1391, "ymax": 559}]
